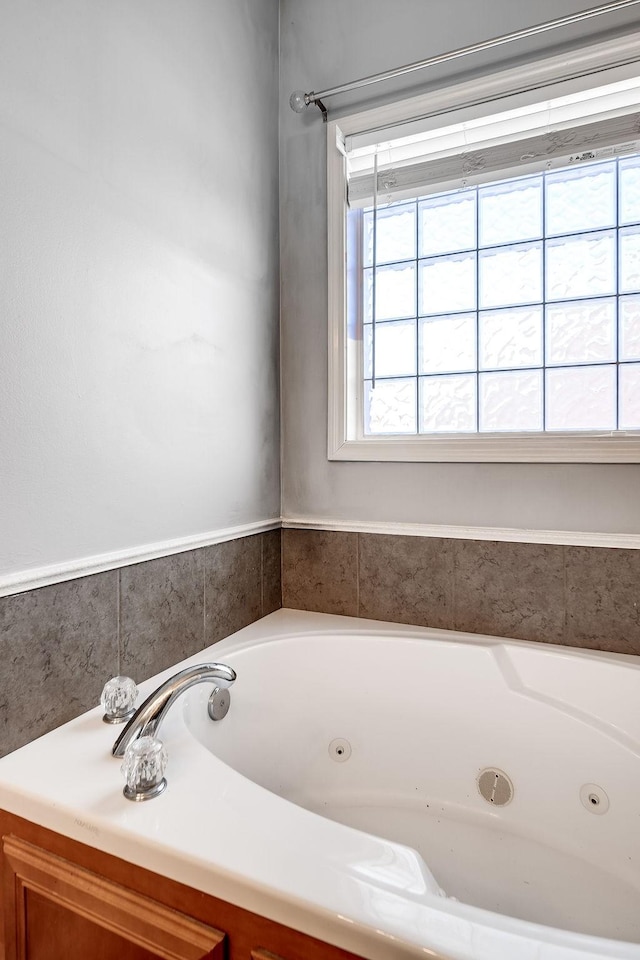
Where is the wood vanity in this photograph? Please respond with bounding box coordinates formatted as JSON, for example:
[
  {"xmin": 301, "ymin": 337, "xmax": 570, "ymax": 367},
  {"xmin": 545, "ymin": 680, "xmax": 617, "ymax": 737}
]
[{"xmin": 0, "ymin": 811, "xmax": 364, "ymax": 960}]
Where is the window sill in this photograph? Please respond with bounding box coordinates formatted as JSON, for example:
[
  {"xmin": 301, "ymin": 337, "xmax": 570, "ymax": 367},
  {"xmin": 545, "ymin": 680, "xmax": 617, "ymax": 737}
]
[{"xmin": 328, "ymin": 433, "xmax": 640, "ymax": 463}]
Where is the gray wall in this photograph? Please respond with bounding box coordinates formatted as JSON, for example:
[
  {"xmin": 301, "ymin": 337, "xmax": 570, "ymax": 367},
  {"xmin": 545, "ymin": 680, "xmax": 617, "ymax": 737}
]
[
  {"xmin": 280, "ymin": 0, "xmax": 640, "ymax": 536},
  {"xmin": 0, "ymin": 0, "xmax": 280, "ymax": 584}
]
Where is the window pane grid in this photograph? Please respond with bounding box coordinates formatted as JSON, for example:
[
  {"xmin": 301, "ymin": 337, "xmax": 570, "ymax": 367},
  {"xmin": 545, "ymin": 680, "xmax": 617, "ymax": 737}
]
[
  {"xmin": 363, "ymin": 156, "xmax": 640, "ymax": 436},
  {"xmin": 615, "ymin": 164, "xmax": 620, "ymax": 431},
  {"xmin": 414, "ymin": 204, "xmax": 420, "ymax": 434},
  {"xmin": 475, "ymin": 189, "xmax": 480, "ymax": 431},
  {"xmin": 542, "ymin": 173, "xmax": 547, "ymax": 431}
]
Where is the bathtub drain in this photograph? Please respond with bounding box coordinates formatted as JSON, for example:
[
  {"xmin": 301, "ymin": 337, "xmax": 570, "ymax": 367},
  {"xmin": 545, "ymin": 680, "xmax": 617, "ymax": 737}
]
[{"xmin": 477, "ymin": 768, "xmax": 514, "ymax": 806}]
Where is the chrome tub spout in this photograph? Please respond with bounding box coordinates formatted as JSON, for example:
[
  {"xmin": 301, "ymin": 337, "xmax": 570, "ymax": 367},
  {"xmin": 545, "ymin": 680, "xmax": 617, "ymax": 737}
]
[{"xmin": 112, "ymin": 662, "xmax": 237, "ymax": 758}]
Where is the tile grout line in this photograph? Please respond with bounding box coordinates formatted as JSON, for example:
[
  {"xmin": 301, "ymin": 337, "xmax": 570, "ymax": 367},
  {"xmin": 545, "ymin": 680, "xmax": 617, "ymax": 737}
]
[
  {"xmin": 451, "ymin": 538, "xmax": 458, "ymax": 631},
  {"xmin": 562, "ymin": 543, "xmax": 568, "ymax": 646},
  {"xmin": 202, "ymin": 548, "xmax": 207, "ymax": 650},
  {"xmin": 116, "ymin": 569, "xmax": 121, "ymax": 675},
  {"xmin": 280, "ymin": 529, "xmax": 285, "ymax": 609},
  {"xmin": 356, "ymin": 532, "xmax": 360, "ymax": 617},
  {"xmin": 260, "ymin": 534, "xmax": 265, "ymax": 617}
]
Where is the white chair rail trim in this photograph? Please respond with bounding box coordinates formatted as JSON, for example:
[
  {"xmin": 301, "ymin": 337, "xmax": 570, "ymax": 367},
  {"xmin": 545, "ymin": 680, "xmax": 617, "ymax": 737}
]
[
  {"xmin": 282, "ymin": 517, "xmax": 640, "ymax": 550},
  {"xmin": 0, "ymin": 519, "xmax": 281, "ymax": 598}
]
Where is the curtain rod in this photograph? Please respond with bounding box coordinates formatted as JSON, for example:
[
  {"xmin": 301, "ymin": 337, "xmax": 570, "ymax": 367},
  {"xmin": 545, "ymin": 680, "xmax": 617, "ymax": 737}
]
[{"xmin": 289, "ymin": 0, "xmax": 640, "ymax": 121}]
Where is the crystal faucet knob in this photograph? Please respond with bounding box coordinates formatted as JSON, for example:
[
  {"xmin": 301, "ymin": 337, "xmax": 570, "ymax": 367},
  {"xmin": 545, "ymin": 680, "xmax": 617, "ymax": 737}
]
[
  {"xmin": 101, "ymin": 676, "xmax": 138, "ymax": 724},
  {"xmin": 121, "ymin": 735, "xmax": 168, "ymax": 801}
]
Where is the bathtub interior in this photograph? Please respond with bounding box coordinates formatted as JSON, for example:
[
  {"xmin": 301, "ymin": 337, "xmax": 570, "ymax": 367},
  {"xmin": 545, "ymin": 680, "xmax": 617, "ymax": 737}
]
[{"xmin": 183, "ymin": 630, "xmax": 640, "ymax": 945}]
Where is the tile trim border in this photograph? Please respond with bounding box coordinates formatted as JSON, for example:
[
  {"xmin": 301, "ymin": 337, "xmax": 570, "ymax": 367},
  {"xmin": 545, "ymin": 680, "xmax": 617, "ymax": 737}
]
[
  {"xmin": 0, "ymin": 519, "xmax": 281, "ymax": 599},
  {"xmin": 282, "ymin": 517, "xmax": 640, "ymax": 550}
]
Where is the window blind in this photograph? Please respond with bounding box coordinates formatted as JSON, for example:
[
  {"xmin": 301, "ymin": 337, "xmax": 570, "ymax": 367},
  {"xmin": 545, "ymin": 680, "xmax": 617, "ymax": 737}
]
[{"xmin": 347, "ymin": 77, "xmax": 640, "ymax": 206}]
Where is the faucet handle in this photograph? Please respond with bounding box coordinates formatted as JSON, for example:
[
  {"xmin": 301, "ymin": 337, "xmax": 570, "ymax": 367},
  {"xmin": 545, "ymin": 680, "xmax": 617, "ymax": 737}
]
[
  {"xmin": 101, "ymin": 676, "xmax": 138, "ymax": 724},
  {"xmin": 121, "ymin": 735, "xmax": 167, "ymax": 801}
]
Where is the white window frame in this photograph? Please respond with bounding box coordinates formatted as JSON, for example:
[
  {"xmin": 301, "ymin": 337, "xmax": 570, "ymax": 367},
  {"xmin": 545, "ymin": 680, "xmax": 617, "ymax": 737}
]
[{"xmin": 327, "ymin": 32, "xmax": 640, "ymax": 462}]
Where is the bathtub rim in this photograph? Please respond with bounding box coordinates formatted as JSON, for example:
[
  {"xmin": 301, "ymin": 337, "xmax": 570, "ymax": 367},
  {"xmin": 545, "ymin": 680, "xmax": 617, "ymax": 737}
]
[{"xmin": 0, "ymin": 608, "xmax": 638, "ymax": 960}]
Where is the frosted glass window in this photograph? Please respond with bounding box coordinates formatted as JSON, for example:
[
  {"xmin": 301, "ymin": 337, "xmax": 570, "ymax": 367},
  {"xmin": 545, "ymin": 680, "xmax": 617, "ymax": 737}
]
[
  {"xmin": 619, "ymin": 364, "xmax": 640, "ymax": 429},
  {"xmin": 364, "ymin": 263, "xmax": 416, "ymax": 322},
  {"xmin": 546, "ymin": 299, "xmax": 616, "ymax": 366},
  {"xmin": 546, "ymin": 366, "xmax": 616, "ymax": 431},
  {"xmin": 419, "ymin": 192, "xmax": 476, "ymax": 256},
  {"xmin": 546, "ymin": 231, "xmax": 615, "ymax": 301},
  {"xmin": 619, "ymin": 156, "xmax": 640, "ymax": 225},
  {"xmin": 419, "ymin": 252, "xmax": 476, "ymax": 315},
  {"xmin": 419, "ymin": 314, "xmax": 476, "ymax": 374},
  {"xmin": 546, "ymin": 162, "xmax": 616, "ymax": 236},
  {"xmin": 479, "ymin": 370, "xmax": 543, "ymax": 432},
  {"xmin": 479, "ymin": 242, "xmax": 542, "ymax": 308},
  {"xmin": 479, "ymin": 177, "xmax": 542, "ymax": 246},
  {"xmin": 620, "ymin": 295, "xmax": 640, "ymax": 361},
  {"xmin": 479, "ymin": 307, "xmax": 542, "ymax": 370},
  {"xmin": 365, "ymin": 378, "xmax": 416, "ymax": 434},
  {"xmin": 620, "ymin": 225, "xmax": 640, "ymax": 294},
  {"xmin": 357, "ymin": 153, "xmax": 640, "ymax": 438},
  {"xmin": 420, "ymin": 374, "xmax": 476, "ymax": 433},
  {"xmin": 364, "ymin": 319, "xmax": 416, "ymax": 379},
  {"xmin": 364, "ymin": 203, "xmax": 416, "ymax": 266}
]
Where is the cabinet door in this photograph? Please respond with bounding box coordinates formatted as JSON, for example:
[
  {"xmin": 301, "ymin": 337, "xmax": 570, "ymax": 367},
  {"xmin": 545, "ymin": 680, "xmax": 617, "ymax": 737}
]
[{"xmin": 2, "ymin": 836, "xmax": 225, "ymax": 960}]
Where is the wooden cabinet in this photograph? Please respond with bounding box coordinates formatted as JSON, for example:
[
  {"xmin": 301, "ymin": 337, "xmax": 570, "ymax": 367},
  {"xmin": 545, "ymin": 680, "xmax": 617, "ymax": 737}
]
[
  {"xmin": 3, "ymin": 836, "xmax": 225, "ymax": 960},
  {"xmin": 0, "ymin": 812, "xmax": 365, "ymax": 960}
]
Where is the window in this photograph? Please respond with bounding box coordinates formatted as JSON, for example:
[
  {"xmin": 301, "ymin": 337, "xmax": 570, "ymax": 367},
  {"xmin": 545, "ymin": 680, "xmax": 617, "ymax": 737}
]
[
  {"xmin": 327, "ymin": 34, "xmax": 640, "ymax": 461},
  {"xmin": 360, "ymin": 159, "xmax": 640, "ymax": 436}
]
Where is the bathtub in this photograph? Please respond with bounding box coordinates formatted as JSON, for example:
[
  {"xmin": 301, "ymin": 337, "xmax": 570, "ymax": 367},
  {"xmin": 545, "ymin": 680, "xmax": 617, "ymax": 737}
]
[{"xmin": 0, "ymin": 609, "xmax": 638, "ymax": 960}]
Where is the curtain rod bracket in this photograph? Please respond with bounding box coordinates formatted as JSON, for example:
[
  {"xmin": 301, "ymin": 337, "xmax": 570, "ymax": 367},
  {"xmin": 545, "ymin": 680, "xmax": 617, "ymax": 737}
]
[{"xmin": 315, "ymin": 98, "xmax": 328, "ymax": 122}]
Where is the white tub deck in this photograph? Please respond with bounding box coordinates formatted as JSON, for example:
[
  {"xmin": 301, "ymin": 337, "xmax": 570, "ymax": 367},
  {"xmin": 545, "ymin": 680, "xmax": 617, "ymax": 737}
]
[{"xmin": 0, "ymin": 609, "xmax": 638, "ymax": 960}]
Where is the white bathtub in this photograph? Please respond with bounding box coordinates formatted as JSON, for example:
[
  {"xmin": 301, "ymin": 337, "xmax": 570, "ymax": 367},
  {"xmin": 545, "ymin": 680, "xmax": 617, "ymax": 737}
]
[{"xmin": 0, "ymin": 609, "xmax": 639, "ymax": 960}]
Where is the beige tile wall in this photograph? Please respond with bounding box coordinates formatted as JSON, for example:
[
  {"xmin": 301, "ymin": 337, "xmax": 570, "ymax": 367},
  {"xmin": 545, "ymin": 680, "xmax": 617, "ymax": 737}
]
[{"xmin": 282, "ymin": 529, "xmax": 640, "ymax": 657}]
